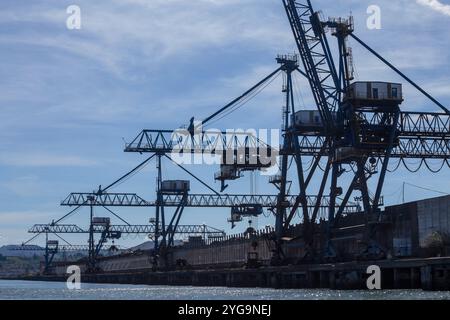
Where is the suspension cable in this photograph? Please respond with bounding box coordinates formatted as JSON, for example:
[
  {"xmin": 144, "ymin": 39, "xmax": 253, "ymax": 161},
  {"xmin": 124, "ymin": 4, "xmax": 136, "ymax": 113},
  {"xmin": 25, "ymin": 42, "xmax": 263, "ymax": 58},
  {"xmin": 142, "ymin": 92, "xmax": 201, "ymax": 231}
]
[
  {"xmin": 205, "ymin": 71, "xmax": 282, "ymax": 128},
  {"xmin": 164, "ymin": 154, "xmax": 221, "ymax": 196},
  {"xmin": 404, "ymin": 182, "xmax": 449, "ymax": 196},
  {"xmin": 201, "ymin": 67, "xmax": 283, "ymax": 127},
  {"xmin": 102, "ymin": 154, "xmax": 156, "ymax": 193},
  {"xmin": 102, "ymin": 206, "xmax": 131, "ymax": 225},
  {"xmin": 52, "ymin": 233, "xmax": 72, "ymax": 246}
]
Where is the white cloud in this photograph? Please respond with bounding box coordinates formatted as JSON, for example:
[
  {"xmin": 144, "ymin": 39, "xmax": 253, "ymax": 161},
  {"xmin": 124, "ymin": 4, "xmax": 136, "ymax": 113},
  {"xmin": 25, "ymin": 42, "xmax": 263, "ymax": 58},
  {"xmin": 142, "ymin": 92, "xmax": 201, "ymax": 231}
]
[
  {"xmin": 417, "ymin": 0, "xmax": 450, "ymax": 17},
  {"xmin": 0, "ymin": 1, "xmax": 290, "ymax": 77}
]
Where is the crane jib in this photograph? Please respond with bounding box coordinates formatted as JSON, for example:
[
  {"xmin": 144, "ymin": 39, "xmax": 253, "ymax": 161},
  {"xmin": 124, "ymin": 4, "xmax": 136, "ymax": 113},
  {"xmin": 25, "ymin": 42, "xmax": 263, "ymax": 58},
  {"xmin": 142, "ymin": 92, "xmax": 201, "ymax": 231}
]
[{"xmin": 282, "ymin": 0, "xmax": 340, "ymax": 133}]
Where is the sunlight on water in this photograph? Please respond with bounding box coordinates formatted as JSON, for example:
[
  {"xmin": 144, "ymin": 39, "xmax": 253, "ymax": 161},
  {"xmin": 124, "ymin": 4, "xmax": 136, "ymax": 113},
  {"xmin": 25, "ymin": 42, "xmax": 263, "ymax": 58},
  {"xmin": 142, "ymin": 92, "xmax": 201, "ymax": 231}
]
[{"xmin": 0, "ymin": 280, "xmax": 449, "ymax": 300}]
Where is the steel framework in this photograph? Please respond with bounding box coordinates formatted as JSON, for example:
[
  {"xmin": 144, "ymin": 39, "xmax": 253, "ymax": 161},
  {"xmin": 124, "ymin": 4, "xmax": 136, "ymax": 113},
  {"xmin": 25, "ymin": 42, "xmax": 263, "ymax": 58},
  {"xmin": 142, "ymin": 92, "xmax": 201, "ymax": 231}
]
[{"xmin": 24, "ymin": 0, "xmax": 450, "ymax": 270}]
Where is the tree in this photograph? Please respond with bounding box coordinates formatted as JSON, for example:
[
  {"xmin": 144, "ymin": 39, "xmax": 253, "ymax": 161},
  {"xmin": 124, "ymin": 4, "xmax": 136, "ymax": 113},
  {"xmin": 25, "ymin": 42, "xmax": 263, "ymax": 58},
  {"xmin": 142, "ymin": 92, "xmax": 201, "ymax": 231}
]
[{"xmin": 423, "ymin": 231, "xmax": 450, "ymax": 256}]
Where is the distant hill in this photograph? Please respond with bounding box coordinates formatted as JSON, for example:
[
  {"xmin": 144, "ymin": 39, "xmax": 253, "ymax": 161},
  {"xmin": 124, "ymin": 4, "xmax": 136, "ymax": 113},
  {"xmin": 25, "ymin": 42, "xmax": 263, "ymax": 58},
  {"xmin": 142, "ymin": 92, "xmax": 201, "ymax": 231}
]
[
  {"xmin": 0, "ymin": 241, "xmax": 184, "ymax": 259},
  {"xmin": 0, "ymin": 245, "xmax": 88, "ymax": 259},
  {"xmin": 0, "ymin": 245, "xmax": 43, "ymax": 258}
]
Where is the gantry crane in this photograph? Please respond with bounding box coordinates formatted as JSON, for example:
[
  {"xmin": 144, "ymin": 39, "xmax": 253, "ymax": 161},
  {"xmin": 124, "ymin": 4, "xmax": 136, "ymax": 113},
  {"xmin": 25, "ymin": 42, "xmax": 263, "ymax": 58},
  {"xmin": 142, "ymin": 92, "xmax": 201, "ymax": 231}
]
[
  {"xmin": 27, "ymin": 221, "xmax": 225, "ymax": 271},
  {"xmin": 278, "ymin": 0, "xmax": 450, "ymax": 260},
  {"xmin": 60, "ymin": 157, "xmax": 360, "ymax": 266},
  {"xmin": 24, "ymin": 217, "xmax": 225, "ymax": 272},
  {"xmin": 28, "ymin": 0, "xmax": 450, "ymax": 269},
  {"xmin": 17, "ymin": 228, "xmax": 121, "ymax": 274},
  {"xmin": 122, "ymin": 0, "xmax": 449, "ymax": 264}
]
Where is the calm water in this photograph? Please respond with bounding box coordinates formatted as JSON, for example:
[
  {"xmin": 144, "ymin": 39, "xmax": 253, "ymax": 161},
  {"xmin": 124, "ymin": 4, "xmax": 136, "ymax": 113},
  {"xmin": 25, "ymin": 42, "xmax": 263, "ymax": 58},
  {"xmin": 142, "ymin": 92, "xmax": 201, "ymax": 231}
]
[{"xmin": 0, "ymin": 280, "xmax": 449, "ymax": 300}]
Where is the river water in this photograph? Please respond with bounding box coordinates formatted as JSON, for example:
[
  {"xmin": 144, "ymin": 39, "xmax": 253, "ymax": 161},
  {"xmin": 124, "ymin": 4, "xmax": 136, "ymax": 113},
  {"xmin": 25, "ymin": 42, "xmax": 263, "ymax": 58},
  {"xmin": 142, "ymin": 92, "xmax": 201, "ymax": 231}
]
[{"xmin": 0, "ymin": 280, "xmax": 449, "ymax": 300}]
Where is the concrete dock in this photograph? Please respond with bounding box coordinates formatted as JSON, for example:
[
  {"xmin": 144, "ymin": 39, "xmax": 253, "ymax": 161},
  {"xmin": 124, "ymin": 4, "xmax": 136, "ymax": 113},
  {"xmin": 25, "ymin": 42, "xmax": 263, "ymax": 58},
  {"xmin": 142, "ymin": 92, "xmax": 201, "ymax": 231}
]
[{"xmin": 17, "ymin": 256, "xmax": 450, "ymax": 291}]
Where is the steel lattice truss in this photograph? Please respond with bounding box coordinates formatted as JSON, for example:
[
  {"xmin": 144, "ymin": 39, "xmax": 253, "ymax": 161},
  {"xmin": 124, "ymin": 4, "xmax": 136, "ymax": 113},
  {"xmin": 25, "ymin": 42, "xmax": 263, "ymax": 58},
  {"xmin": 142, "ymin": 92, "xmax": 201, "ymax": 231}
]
[
  {"xmin": 12, "ymin": 245, "xmax": 121, "ymax": 252},
  {"xmin": 60, "ymin": 192, "xmax": 360, "ymax": 212},
  {"xmin": 29, "ymin": 224, "xmax": 226, "ymax": 237},
  {"xmin": 29, "ymin": 224, "xmax": 85, "ymax": 233},
  {"xmin": 121, "ymin": 112, "xmax": 450, "ymax": 160},
  {"xmin": 125, "ymin": 129, "xmax": 275, "ymax": 155},
  {"xmin": 292, "ymin": 136, "xmax": 450, "ymax": 158},
  {"xmin": 62, "ymin": 193, "xmax": 149, "ymax": 207},
  {"xmin": 282, "ymin": 0, "xmax": 339, "ymax": 121}
]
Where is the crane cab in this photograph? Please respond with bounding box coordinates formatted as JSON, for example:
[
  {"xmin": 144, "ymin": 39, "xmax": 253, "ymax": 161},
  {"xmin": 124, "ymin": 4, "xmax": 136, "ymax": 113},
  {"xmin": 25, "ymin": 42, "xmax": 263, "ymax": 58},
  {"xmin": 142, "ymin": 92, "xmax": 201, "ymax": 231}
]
[
  {"xmin": 46, "ymin": 241, "xmax": 59, "ymax": 255},
  {"xmin": 92, "ymin": 217, "xmax": 111, "ymax": 227},
  {"xmin": 46, "ymin": 240, "xmax": 59, "ymax": 248},
  {"xmin": 290, "ymin": 110, "xmax": 338, "ymax": 134},
  {"xmin": 344, "ymin": 81, "xmax": 403, "ymax": 111},
  {"xmin": 160, "ymin": 180, "xmax": 190, "ymax": 194},
  {"xmin": 228, "ymin": 205, "xmax": 263, "ymax": 228},
  {"xmin": 215, "ymin": 165, "xmax": 240, "ymax": 181}
]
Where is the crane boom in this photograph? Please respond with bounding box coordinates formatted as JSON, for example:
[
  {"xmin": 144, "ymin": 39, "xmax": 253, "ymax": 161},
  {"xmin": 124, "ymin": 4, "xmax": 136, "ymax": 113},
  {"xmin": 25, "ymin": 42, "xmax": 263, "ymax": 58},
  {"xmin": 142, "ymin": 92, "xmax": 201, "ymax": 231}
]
[{"xmin": 282, "ymin": 0, "xmax": 340, "ymax": 132}]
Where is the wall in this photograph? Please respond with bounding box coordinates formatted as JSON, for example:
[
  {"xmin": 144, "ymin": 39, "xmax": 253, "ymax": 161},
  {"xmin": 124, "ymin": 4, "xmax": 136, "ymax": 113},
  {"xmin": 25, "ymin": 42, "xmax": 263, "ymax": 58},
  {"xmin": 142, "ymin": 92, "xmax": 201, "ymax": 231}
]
[
  {"xmin": 171, "ymin": 237, "xmax": 274, "ymax": 267},
  {"xmin": 417, "ymin": 195, "xmax": 450, "ymax": 248},
  {"xmin": 386, "ymin": 202, "xmax": 419, "ymax": 257}
]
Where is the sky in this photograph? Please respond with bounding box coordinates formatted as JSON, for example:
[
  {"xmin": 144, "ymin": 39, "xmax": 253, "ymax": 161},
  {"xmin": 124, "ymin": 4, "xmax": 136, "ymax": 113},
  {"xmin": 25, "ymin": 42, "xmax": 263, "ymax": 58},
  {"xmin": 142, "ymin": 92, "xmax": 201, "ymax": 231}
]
[{"xmin": 0, "ymin": 0, "xmax": 449, "ymax": 247}]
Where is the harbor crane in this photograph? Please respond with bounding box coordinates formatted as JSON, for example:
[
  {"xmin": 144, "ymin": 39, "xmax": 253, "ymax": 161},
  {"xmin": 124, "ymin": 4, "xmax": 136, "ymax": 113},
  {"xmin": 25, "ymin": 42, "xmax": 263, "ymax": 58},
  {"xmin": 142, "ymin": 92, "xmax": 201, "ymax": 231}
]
[
  {"xmin": 123, "ymin": 0, "xmax": 450, "ymax": 263},
  {"xmin": 26, "ymin": 0, "xmax": 450, "ymax": 269},
  {"xmin": 23, "ymin": 198, "xmax": 226, "ymax": 272}
]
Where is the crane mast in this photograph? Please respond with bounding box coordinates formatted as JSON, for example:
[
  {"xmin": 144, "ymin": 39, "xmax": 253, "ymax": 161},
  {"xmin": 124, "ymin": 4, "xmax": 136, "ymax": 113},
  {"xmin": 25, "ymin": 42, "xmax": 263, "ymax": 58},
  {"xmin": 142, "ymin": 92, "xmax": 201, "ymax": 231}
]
[{"xmin": 282, "ymin": 0, "xmax": 340, "ymax": 132}]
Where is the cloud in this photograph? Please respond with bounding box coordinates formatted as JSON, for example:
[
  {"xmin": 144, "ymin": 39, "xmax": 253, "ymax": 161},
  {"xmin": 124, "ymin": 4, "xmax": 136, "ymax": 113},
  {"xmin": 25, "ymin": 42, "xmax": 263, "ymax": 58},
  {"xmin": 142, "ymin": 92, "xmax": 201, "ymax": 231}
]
[
  {"xmin": 0, "ymin": 1, "xmax": 290, "ymax": 77},
  {"xmin": 417, "ymin": 0, "xmax": 450, "ymax": 16},
  {"xmin": 1, "ymin": 176, "xmax": 42, "ymax": 197},
  {"xmin": 0, "ymin": 210, "xmax": 54, "ymax": 225},
  {"xmin": 0, "ymin": 211, "xmax": 57, "ymax": 245},
  {"xmin": 0, "ymin": 153, "xmax": 98, "ymax": 167}
]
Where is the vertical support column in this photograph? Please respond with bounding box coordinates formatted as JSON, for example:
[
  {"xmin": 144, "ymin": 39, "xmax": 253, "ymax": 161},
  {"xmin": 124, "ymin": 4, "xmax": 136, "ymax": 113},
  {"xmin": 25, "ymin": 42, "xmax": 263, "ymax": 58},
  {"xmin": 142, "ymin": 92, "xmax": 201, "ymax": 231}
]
[
  {"xmin": 328, "ymin": 162, "xmax": 339, "ymax": 226},
  {"xmin": 393, "ymin": 268, "xmax": 400, "ymax": 289},
  {"xmin": 274, "ymin": 62, "xmax": 294, "ymax": 263},
  {"xmin": 374, "ymin": 109, "xmax": 400, "ymax": 218},
  {"xmin": 44, "ymin": 232, "xmax": 49, "ymax": 274},
  {"xmin": 410, "ymin": 268, "xmax": 419, "ymax": 289},
  {"xmin": 329, "ymin": 271, "xmax": 336, "ymax": 289},
  {"xmin": 421, "ymin": 266, "xmax": 433, "ymax": 291},
  {"xmin": 289, "ymin": 74, "xmax": 309, "ymax": 226},
  {"xmin": 325, "ymin": 161, "xmax": 339, "ymax": 257},
  {"xmin": 154, "ymin": 154, "xmax": 162, "ymax": 252},
  {"xmin": 88, "ymin": 199, "xmax": 95, "ymax": 270},
  {"xmin": 356, "ymin": 160, "xmax": 371, "ymax": 215}
]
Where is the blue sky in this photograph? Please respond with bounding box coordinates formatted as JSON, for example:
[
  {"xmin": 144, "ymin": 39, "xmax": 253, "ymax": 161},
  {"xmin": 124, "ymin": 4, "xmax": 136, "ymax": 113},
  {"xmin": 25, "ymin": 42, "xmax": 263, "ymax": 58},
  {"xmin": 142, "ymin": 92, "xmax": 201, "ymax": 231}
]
[{"xmin": 0, "ymin": 0, "xmax": 449, "ymax": 247}]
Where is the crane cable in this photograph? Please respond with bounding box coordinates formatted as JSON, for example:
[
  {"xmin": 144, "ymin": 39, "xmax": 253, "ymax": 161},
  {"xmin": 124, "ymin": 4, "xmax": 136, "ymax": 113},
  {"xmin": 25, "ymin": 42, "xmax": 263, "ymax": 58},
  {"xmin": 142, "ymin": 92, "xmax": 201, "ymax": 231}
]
[
  {"xmin": 403, "ymin": 182, "xmax": 449, "ymax": 196},
  {"xmin": 205, "ymin": 71, "xmax": 282, "ymax": 128},
  {"xmin": 102, "ymin": 154, "xmax": 156, "ymax": 192},
  {"xmin": 20, "ymin": 156, "xmax": 155, "ymax": 246}
]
